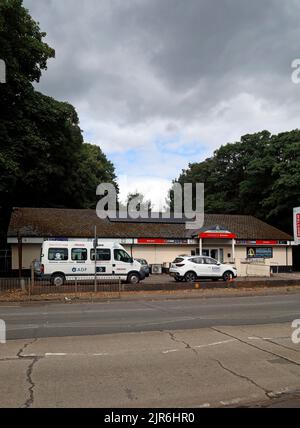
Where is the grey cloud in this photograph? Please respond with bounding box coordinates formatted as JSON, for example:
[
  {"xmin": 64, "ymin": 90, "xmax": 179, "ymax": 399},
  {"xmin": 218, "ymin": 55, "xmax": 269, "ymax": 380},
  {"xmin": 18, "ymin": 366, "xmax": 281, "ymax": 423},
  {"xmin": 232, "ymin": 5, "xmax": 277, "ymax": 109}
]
[{"xmin": 23, "ymin": 0, "xmax": 300, "ymax": 136}]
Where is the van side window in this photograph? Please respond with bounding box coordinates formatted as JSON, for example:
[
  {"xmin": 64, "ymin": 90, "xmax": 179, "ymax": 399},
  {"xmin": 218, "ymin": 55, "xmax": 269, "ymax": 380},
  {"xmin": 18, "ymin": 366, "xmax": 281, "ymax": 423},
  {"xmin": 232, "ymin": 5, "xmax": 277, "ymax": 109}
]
[
  {"xmin": 114, "ymin": 249, "xmax": 132, "ymax": 263},
  {"xmin": 90, "ymin": 249, "xmax": 111, "ymax": 261},
  {"xmin": 48, "ymin": 248, "xmax": 68, "ymax": 261},
  {"xmin": 71, "ymin": 248, "xmax": 87, "ymax": 261}
]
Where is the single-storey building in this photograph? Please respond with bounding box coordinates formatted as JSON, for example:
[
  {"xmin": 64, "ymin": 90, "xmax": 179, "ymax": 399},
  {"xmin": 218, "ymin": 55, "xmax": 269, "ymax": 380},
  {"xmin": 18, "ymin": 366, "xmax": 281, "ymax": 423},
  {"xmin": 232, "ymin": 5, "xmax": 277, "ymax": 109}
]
[{"xmin": 7, "ymin": 207, "xmax": 293, "ymax": 276}]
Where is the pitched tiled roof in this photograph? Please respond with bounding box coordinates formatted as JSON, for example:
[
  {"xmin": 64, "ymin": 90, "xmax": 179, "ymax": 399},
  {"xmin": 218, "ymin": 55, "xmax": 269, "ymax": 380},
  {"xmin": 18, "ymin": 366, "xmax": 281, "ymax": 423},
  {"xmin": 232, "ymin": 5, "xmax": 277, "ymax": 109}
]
[{"xmin": 7, "ymin": 207, "xmax": 292, "ymax": 241}]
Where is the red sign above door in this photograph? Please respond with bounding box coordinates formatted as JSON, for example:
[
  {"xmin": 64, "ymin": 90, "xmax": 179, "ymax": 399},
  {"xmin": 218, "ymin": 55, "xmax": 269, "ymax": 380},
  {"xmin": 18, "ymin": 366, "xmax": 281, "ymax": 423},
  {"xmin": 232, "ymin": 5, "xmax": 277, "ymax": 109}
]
[{"xmin": 199, "ymin": 232, "xmax": 237, "ymax": 239}]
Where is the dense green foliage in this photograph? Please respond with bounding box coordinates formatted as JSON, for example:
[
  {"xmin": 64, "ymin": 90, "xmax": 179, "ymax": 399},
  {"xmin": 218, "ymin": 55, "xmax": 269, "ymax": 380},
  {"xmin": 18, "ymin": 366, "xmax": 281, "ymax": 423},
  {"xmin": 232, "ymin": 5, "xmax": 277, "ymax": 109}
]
[
  {"xmin": 0, "ymin": 0, "xmax": 117, "ymax": 211},
  {"xmin": 170, "ymin": 130, "xmax": 300, "ymax": 233},
  {"xmin": 0, "ymin": 0, "xmax": 117, "ymax": 246}
]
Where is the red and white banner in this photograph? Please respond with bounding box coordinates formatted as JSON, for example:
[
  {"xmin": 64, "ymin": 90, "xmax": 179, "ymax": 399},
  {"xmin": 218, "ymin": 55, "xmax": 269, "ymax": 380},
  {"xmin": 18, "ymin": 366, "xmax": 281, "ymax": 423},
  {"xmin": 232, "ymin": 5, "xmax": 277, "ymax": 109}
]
[
  {"xmin": 199, "ymin": 232, "xmax": 237, "ymax": 239},
  {"xmin": 294, "ymin": 207, "xmax": 300, "ymax": 245}
]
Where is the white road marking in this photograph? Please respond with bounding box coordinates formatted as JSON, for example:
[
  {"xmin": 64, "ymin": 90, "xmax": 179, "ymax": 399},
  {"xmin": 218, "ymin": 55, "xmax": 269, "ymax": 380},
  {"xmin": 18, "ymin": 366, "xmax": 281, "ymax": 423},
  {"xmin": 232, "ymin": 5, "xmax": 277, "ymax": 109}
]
[
  {"xmin": 220, "ymin": 398, "xmax": 242, "ymax": 406},
  {"xmin": 198, "ymin": 403, "xmax": 210, "ymax": 408},
  {"xmin": 268, "ymin": 387, "xmax": 290, "ymax": 398},
  {"xmin": 162, "ymin": 349, "xmax": 178, "ymax": 354},
  {"xmin": 45, "ymin": 353, "xmax": 67, "ymax": 356},
  {"xmin": 93, "ymin": 353, "xmax": 109, "ymax": 356},
  {"xmin": 194, "ymin": 339, "xmax": 237, "ymax": 348}
]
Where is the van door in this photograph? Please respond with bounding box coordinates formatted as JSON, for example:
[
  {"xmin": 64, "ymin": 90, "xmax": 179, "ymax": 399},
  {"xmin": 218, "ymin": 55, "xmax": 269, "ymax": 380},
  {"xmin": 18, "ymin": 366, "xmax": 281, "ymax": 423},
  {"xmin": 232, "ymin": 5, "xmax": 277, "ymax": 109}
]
[
  {"xmin": 113, "ymin": 248, "xmax": 133, "ymax": 278},
  {"xmin": 91, "ymin": 248, "xmax": 113, "ymax": 276}
]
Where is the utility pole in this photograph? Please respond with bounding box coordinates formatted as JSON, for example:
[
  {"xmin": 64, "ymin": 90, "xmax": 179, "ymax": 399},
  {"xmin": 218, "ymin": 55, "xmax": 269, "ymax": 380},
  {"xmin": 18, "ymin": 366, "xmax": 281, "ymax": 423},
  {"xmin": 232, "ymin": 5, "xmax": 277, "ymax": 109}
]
[
  {"xmin": 17, "ymin": 232, "xmax": 22, "ymax": 280},
  {"xmin": 94, "ymin": 226, "xmax": 97, "ymax": 292}
]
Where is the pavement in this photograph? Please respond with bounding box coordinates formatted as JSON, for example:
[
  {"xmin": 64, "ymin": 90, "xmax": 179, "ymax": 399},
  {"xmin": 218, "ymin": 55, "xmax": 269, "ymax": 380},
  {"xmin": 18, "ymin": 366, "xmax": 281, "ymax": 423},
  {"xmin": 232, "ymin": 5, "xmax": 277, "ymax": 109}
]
[
  {"xmin": 0, "ymin": 322, "xmax": 300, "ymax": 408},
  {"xmin": 1, "ymin": 294, "xmax": 300, "ymax": 408}
]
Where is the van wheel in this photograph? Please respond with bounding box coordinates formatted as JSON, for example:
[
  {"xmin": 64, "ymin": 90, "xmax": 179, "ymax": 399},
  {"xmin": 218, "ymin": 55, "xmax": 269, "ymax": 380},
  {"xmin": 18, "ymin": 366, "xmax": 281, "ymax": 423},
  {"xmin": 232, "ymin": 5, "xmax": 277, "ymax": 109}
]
[
  {"xmin": 184, "ymin": 271, "xmax": 197, "ymax": 282},
  {"xmin": 127, "ymin": 272, "xmax": 140, "ymax": 284},
  {"xmin": 222, "ymin": 271, "xmax": 233, "ymax": 282},
  {"xmin": 51, "ymin": 274, "xmax": 65, "ymax": 287}
]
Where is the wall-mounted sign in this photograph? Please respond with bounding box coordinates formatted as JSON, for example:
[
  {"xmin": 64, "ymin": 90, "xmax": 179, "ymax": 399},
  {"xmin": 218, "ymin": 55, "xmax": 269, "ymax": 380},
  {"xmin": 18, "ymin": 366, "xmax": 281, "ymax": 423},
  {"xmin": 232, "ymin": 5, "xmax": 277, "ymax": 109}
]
[
  {"xmin": 236, "ymin": 240, "xmax": 287, "ymax": 246},
  {"xmin": 294, "ymin": 207, "xmax": 300, "ymax": 245},
  {"xmin": 137, "ymin": 238, "xmax": 189, "ymax": 245},
  {"xmin": 255, "ymin": 240, "xmax": 278, "ymax": 246},
  {"xmin": 199, "ymin": 232, "xmax": 237, "ymax": 239},
  {"xmin": 247, "ymin": 247, "xmax": 273, "ymax": 259}
]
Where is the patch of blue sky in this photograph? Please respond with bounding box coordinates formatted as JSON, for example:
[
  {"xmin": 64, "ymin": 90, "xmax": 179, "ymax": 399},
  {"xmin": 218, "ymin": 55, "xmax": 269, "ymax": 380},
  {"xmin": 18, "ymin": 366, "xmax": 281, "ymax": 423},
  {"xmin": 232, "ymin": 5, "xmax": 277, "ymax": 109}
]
[{"xmin": 153, "ymin": 134, "xmax": 206, "ymax": 158}]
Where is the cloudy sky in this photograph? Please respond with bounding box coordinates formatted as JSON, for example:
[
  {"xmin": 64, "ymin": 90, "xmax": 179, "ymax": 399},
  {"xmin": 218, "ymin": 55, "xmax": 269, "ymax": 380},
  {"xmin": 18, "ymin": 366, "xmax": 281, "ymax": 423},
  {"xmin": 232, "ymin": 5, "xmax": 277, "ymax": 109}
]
[{"xmin": 24, "ymin": 0, "xmax": 300, "ymax": 209}]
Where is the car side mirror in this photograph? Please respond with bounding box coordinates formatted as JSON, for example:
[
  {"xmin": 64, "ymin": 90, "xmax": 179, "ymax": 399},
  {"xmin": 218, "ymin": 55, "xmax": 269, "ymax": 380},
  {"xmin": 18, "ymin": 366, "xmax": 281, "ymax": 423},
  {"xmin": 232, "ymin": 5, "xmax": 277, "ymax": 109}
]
[{"xmin": 217, "ymin": 262, "xmax": 221, "ymax": 266}]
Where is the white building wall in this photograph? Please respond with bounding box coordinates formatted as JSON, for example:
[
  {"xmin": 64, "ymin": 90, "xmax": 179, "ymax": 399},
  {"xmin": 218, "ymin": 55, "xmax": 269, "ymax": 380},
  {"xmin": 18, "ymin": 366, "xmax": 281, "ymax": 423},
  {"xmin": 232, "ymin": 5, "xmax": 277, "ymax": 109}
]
[{"xmin": 11, "ymin": 242, "xmax": 293, "ymax": 272}]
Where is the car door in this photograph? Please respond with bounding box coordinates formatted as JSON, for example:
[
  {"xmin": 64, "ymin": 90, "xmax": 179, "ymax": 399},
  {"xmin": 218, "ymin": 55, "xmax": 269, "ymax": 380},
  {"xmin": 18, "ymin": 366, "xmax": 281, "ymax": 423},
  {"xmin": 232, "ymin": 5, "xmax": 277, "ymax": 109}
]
[
  {"xmin": 189, "ymin": 257, "xmax": 206, "ymax": 277},
  {"xmin": 204, "ymin": 257, "xmax": 221, "ymax": 278}
]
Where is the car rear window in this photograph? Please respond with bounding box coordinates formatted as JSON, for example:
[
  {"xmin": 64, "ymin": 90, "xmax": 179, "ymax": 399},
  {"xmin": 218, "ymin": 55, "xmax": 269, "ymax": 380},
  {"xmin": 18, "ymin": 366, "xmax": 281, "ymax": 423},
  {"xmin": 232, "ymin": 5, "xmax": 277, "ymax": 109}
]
[{"xmin": 173, "ymin": 257, "xmax": 184, "ymax": 263}]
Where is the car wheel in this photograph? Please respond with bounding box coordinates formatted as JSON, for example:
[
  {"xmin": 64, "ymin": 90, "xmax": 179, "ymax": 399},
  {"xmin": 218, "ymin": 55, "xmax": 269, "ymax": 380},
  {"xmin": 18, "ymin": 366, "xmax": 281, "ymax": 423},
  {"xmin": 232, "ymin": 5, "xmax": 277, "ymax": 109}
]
[
  {"xmin": 222, "ymin": 271, "xmax": 234, "ymax": 282},
  {"xmin": 127, "ymin": 272, "xmax": 140, "ymax": 284},
  {"xmin": 51, "ymin": 274, "xmax": 65, "ymax": 287},
  {"xmin": 184, "ymin": 271, "xmax": 197, "ymax": 282}
]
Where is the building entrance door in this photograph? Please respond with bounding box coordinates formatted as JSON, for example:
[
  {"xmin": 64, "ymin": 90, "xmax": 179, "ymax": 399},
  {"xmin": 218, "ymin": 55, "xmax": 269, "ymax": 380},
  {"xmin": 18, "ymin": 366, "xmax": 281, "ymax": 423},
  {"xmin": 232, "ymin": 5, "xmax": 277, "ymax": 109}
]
[{"xmin": 194, "ymin": 248, "xmax": 224, "ymax": 262}]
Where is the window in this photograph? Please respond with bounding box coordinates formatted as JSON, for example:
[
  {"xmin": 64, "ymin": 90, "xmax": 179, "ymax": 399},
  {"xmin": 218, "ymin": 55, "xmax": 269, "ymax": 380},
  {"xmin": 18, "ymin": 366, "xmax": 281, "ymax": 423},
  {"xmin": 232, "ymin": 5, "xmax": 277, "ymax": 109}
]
[
  {"xmin": 48, "ymin": 248, "xmax": 68, "ymax": 261},
  {"xmin": 204, "ymin": 257, "xmax": 219, "ymax": 265},
  {"xmin": 71, "ymin": 248, "xmax": 87, "ymax": 261},
  {"xmin": 114, "ymin": 249, "xmax": 132, "ymax": 263},
  {"xmin": 173, "ymin": 257, "xmax": 184, "ymax": 263},
  {"xmin": 189, "ymin": 257, "xmax": 204, "ymax": 264},
  {"xmin": 91, "ymin": 248, "xmax": 111, "ymax": 261}
]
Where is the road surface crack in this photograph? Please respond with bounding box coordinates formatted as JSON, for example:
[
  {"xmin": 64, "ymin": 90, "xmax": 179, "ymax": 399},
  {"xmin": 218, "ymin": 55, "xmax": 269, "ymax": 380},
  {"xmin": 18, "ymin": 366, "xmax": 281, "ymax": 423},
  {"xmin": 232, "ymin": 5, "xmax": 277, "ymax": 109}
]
[
  {"xmin": 17, "ymin": 338, "xmax": 38, "ymax": 359},
  {"xmin": 215, "ymin": 359, "xmax": 271, "ymax": 398},
  {"xmin": 211, "ymin": 327, "xmax": 300, "ymax": 368},
  {"xmin": 167, "ymin": 332, "xmax": 198, "ymax": 356},
  {"xmin": 16, "ymin": 338, "xmax": 41, "ymax": 408},
  {"xmin": 263, "ymin": 338, "xmax": 300, "ymax": 354}
]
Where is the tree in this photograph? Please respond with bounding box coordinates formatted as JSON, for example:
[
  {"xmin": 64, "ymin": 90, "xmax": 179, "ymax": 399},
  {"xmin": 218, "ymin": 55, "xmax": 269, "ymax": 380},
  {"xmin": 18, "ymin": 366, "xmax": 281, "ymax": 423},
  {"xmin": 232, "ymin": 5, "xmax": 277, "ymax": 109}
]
[
  {"xmin": 75, "ymin": 143, "xmax": 118, "ymax": 209},
  {"xmin": 119, "ymin": 192, "xmax": 153, "ymax": 216},
  {"xmin": 169, "ymin": 130, "xmax": 300, "ymax": 233},
  {"xmin": 0, "ymin": 0, "xmax": 55, "ymax": 244},
  {"xmin": 0, "ymin": 1, "xmax": 118, "ymax": 245}
]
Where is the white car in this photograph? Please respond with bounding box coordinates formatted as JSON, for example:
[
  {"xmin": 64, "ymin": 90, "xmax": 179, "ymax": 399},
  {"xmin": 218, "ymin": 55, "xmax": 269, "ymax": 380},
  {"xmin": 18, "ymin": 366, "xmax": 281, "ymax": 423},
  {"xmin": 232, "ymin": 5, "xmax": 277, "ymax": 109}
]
[{"xmin": 169, "ymin": 255, "xmax": 237, "ymax": 282}]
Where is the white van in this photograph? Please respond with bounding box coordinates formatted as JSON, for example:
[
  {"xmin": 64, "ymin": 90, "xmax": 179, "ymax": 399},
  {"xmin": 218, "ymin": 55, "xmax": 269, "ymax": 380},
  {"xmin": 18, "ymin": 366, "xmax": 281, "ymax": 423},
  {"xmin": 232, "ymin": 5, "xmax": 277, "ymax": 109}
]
[{"xmin": 38, "ymin": 240, "xmax": 146, "ymax": 286}]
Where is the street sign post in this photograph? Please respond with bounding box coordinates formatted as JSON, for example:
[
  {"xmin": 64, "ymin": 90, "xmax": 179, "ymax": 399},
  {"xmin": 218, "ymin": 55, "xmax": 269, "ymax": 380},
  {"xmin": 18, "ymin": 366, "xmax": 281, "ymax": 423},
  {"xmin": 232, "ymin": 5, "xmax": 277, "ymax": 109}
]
[{"xmin": 293, "ymin": 207, "xmax": 300, "ymax": 245}]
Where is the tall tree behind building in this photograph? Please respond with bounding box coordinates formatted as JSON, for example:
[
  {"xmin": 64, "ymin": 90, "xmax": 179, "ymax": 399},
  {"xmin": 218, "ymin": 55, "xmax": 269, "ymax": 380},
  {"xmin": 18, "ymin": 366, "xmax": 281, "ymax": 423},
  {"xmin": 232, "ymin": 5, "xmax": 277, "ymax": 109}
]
[
  {"xmin": 0, "ymin": 0, "xmax": 117, "ymax": 244},
  {"xmin": 168, "ymin": 130, "xmax": 300, "ymax": 233}
]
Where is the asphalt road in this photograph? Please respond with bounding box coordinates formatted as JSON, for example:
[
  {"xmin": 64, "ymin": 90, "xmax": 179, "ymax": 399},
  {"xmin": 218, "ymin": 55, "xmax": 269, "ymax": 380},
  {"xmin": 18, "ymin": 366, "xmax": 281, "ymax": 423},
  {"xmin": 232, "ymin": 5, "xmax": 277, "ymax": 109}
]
[
  {"xmin": 1, "ymin": 295, "xmax": 300, "ymax": 408},
  {"xmin": 1, "ymin": 293, "xmax": 300, "ymax": 340}
]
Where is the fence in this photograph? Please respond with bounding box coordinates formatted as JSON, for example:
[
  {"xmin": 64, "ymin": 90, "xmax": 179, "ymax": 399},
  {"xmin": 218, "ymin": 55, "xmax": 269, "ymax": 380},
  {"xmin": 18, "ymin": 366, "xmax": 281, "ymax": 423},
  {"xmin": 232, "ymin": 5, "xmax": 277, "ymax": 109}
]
[
  {"xmin": 0, "ymin": 249, "xmax": 12, "ymax": 275},
  {"xmin": 0, "ymin": 275, "xmax": 124, "ymax": 302}
]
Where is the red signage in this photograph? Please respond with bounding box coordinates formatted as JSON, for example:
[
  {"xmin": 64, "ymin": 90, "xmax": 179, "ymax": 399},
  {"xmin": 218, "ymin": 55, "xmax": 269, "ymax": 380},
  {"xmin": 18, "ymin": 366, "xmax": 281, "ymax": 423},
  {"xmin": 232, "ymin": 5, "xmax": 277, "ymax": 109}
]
[
  {"xmin": 255, "ymin": 240, "xmax": 278, "ymax": 246},
  {"xmin": 199, "ymin": 232, "xmax": 237, "ymax": 239},
  {"xmin": 137, "ymin": 239, "xmax": 166, "ymax": 244},
  {"xmin": 297, "ymin": 214, "xmax": 300, "ymax": 238}
]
